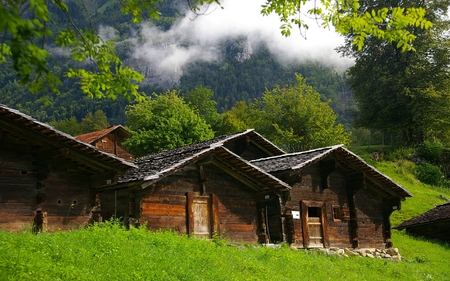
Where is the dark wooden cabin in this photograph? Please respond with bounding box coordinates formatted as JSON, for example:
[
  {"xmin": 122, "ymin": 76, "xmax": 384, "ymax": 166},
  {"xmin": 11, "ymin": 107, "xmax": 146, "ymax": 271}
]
[
  {"xmin": 101, "ymin": 130, "xmax": 290, "ymax": 243},
  {"xmin": 394, "ymin": 203, "xmax": 450, "ymax": 242},
  {"xmin": 0, "ymin": 105, "xmax": 136, "ymax": 232},
  {"xmin": 251, "ymin": 145, "xmax": 412, "ymax": 249},
  {"xmin": 75, "ymin": 125, "xmax": 133, "ymax": 161}
]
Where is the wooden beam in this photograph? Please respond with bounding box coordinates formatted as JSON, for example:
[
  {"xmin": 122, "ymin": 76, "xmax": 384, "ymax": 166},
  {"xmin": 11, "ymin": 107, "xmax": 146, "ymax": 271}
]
[
  {"xmin": 211, "ymin": 159, "xmax": 263, "ymax": 192},
  {"xmin": 90, "ymin": 170, "xmax": 118, "ymax": 188},
  {"xmin": 0, "ymin": 116, "xmax": 127, "ymax": 173}
]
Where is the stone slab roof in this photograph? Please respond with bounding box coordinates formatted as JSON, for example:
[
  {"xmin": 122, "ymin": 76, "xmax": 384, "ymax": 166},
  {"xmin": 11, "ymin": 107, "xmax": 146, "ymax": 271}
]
[
  {"xmin": 0, "ymin": 104, "xmax": 137, "ymax": 173},
  {"xmin": 116, "ymin": 129, "xmax": 290, "ymax": 192},
  {"xmin": 394, "ymin": 203, "xmax": 450, "ymax": 230},
  {"xmin": 75, "ymin": 125, "xmax": 129, "ymax": 144},
  {"xmin": 250, "ymin": 145, "xmax": 412, "ymax": 199}
]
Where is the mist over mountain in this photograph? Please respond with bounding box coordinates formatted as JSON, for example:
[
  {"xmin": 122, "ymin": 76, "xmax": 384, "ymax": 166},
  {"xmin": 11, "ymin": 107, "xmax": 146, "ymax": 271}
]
[{"xmin": 0, "ymin": 0, "xmax": 355, "ymax": 128}]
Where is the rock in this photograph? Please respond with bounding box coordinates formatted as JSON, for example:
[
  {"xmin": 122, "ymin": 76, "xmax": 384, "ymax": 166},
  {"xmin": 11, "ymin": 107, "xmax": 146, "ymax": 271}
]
[{"xmin": 386, "ymin": 248, "xmax": 399, "ymax": 256}]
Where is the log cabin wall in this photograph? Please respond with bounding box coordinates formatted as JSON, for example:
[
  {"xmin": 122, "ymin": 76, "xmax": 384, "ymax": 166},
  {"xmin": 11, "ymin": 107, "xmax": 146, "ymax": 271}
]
[
  {"xmin": 275, "ymin": 161, "xmax": 388, "ymax": 249},
  {"xmin": 92, "ymin": 132, "xmax": 133, "ymax": 161},
  {"xmin": 0, "ymin": 134, "xmax": 96, "ymax": 231},
  {"xmin": 101, "ymin": 163, "xmax": 266, "ymax": 243}
]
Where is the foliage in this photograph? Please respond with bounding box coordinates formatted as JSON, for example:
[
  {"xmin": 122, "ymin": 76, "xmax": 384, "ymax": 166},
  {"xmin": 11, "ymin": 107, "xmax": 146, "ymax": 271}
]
[
  {"xmin": 50, "ymin": 109, "xmax": 110, "ymax": 136},
  {"xmin": 0, "ymin": 0, "xmax": 434, "ymax": 101},
  {"xmin": 417, "ymin": 139, "xmax": 445, "ymax": 164},
  {"xmin": 180, "ymin": 47, "xmax": 354, "ymax": 127},
  {"xmin": 183, "ymin": 86, "xmax": 223, "ymax": 134},
  {"xmin": 123, "ymin": 90, "xmax": 214, "ymax": 157},
  {"xmin": 0, "ymin": 0, "xmax": 144, "ymax": 100},
  {"xmin": 261, "ymin": 0, "xmax": 432, "ymax": 51},
  {"xmin": 223, "ymin": 74, "xmax": 351, "ymax": 152},
  {"xmin": 343, "ymin": 0, "xmax": 450, "ymax": 145},
  {"xmin": 416, "ymin": 163, "xmax": 444, "ymax": 186}
]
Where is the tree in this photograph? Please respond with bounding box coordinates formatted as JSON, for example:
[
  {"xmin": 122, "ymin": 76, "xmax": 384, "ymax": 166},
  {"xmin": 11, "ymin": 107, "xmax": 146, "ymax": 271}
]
[
  {"xmin": 50, "ymin": 116, "xmax": 83, "ymax": 136},
  {"xmin": 80, "ymin": 110, "xmax": 110, "ymax": 133},
  {"xmin": 223, "ymin": 74, "xmax": 351, "ymax": 152},
  {"xmin": 0, "ymin": 0, "xmax": 432, "ymax": 99},
  {"xmin": 183, "ymin": 86, "xmax": 222, "ymax": 133},
  {"xmin": 123, "ymin": 90, "xmax": 214, "ymax": 157},
  {"xmin": 342, "ymin": 0, "xmax": 450, "ymax": 145},
  {"xmin": 50, "ymin": 109, "xmax": 110, "ymax": 136}
]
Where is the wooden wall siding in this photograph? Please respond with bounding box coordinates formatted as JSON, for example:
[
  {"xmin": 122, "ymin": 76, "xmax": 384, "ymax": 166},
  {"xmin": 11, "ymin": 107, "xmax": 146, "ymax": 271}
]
[
  {"xmin": 104, "ymin": 163, "xmax": 264, "ymax": 243},
  {"xmin": 353, "ymin": 188, "xmax": 386, "ymax": 248},
  {"xmin": 1, "ymin": 133, "xmax": 100, "ymax": 231},
  {"xmin": 224, "ymin": 137, "xmax": 273, "ymax": 160},
  {"xmin": 93, "ymin": 133, "xmax": 133, "ymax": 161},
  {"xmin": 276, "ymin": 161, "xmax": 390, "ymax": 249}
]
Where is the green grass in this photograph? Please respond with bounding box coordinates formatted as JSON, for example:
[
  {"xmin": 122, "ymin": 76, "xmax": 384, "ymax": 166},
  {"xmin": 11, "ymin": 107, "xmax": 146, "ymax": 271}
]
[
  {"xmin": 1, "ymin": 154, "xmax": 450, "ymax": 280},
  {"xmin": 0, "ymin": 223, "xmax": 449, "ymax": 280}
]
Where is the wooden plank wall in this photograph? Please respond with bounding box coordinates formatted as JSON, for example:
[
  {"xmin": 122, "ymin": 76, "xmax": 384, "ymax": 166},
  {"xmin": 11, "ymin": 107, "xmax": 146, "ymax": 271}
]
[
  {"xmin": 105, "ymin": 163, "xmax": 262, "ymax": 243},
  {"xmin": 279, "ymin": 162, "xmax": 388, "ymax": 248},
  {"xmin": 200, "ymin": 165, "xmax": 260, "ymax": 243},
  {"xmin": 93, "ymin": 133, "xmax": 133, "ymax": 161},
  {"xmin": 0, "ymin": 134, "xmax": 96, "ymax": 232}
]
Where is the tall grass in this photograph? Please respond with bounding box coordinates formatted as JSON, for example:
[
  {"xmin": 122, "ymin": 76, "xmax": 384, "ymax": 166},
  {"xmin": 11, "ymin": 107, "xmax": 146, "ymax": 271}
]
[{"xmin": 0, "ymin": 221, "xmax": 449, "ymax": 280}]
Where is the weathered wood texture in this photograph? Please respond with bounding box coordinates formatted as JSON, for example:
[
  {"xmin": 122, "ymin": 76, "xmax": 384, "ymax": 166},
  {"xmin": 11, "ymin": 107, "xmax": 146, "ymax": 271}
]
[
  {"xmin": 276, "ymin": 161, "xmax": 390, "ymax": 249},
  {"xmin": 1, "ymin": 131, "xmax": 105, "ymax": 231},
  {"xmin": 92, "ymin": 131, "xmax": 133, "ymax": 161},
  {"xmin": 101, "ymin": 163, "xmax": 264, "ymax": 243}
]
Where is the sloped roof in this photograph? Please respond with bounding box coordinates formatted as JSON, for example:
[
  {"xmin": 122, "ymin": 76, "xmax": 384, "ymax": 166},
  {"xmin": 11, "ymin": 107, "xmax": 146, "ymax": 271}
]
[
  {"xmin": 394, "ymin": 203, "xmax": 450, "ymax": 230},
  {"xmin": 0, "ymin": 104, "xmax": 137, "ymax": 173},
  {"xmin": 117, "ymin": 130, "xmax": 290, "ymax": 192},
  {"xmin": 250, "ymin": 145, "xmax": 412, "ymax": 199},
  {"xmin": 75, "ymin": 125, "xmax": 130, "ymax": 144}
]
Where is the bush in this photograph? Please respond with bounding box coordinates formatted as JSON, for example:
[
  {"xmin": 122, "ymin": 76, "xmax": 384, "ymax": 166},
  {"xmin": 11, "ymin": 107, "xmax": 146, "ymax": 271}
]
[
  {"xmin": 417, "ymin": 140, "xmax": 444, "ymax": 163},
  {"xmin": 416, "ymin": 163, "xmax": 444, "ymax": 186},
  {"xmin": 386, "ymin": 147, "xmax": 415, "ymax": 161}
]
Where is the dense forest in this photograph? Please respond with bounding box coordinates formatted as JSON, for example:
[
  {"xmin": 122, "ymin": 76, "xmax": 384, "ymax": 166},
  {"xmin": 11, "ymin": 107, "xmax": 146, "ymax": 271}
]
[{"xmin": 0, "ymin": 0, "xmax": 355, "ymax": 129}]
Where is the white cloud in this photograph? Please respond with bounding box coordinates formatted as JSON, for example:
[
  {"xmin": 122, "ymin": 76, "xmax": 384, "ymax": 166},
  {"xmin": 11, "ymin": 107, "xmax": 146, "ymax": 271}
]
[{"xmin": 132, "ymin": 0, "xmax": 354, "ymax": 77}]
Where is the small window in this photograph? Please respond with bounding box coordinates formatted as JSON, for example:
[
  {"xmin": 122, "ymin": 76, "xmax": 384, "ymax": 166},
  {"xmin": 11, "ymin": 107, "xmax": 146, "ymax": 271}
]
[
  {"xmin": 308, "ymin": 207, "xmax": 321, "ymax": 217},
  {"xmin": 332, "ymin": 206, "xmax": 341, "ymax": 221}
]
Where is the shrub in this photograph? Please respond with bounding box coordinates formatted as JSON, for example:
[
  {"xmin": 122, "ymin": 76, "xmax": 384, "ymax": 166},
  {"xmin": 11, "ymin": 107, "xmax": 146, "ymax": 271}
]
[
  {"xmin": 417, "ymin": 140, "xmax": 444, "ymax": 163},
  {"xmin": 416, "ymin": 163, "xmax": 444, "ymax": 186},
  {"xmin": 386, "ymin": 147, "xmax": 415, "ymax": 161}
]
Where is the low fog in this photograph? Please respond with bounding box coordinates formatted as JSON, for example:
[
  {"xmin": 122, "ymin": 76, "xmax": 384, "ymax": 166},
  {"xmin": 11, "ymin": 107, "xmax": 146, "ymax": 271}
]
[{"xmin": 103, "ymin": 0, "xmax": 355, "ymax": 81}]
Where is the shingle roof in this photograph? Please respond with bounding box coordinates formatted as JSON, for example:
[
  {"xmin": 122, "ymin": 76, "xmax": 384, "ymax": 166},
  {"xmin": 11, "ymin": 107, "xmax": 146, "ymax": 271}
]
[
  {"xmin": 0, "ymin": 104, "xmax": 137, "ymax": 172},
  {"xmin": 394, "ymin": 203, "xmax": 450, "ymax": 230},
  {"xmin": 117, "ymin": 129, "xmax": 290, "ymax": 192},
  {"xmin": 75, "ymin": 125, "xmax": 130, "ymax": 144},
  {"xmin": 250, "ymin": 145, "xmax": 341, "ymax": 173},
  {"xmin": 251, "ymin": 145, "xmax": 412, "ymax": 199}
]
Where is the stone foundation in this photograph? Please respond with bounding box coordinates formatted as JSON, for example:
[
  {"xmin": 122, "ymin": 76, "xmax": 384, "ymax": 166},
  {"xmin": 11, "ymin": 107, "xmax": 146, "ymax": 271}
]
[{"xmin": 308, "ymin": 247, "xmax": 402, "ymax": 261}]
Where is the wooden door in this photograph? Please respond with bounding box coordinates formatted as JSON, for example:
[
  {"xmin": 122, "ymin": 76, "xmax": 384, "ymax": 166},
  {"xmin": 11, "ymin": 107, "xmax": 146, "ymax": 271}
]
[
  {"xmin": 192, "ymin": 196, "xmax": 211, "ymax": 238},
  {"xmin": 300, "ymin": 201, "xmax": 329, "ymax": 248},
  {"xmin": 262, "ymin": 198, "xmax": 283, "ymax": 243},
  {"xmin": 307, "ymin": 207, "xmax": 323, "ymax": 247}
]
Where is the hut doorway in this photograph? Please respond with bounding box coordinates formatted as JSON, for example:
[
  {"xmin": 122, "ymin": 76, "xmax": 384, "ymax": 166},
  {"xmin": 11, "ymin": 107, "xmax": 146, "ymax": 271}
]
[
  {"xmin": 262, "ymin": 197, "xmax": 283, "ymax": 243},
  {"xmin": 300, "ymin": 201, "xmax": 329, "ymax": 248},
  {"xmin": 306, "ymin": 207, "xmax": 323, "ymax": 247},
  {"xmin": 192, "ymin": 195, "xmax": 211, "ymax": 238}
]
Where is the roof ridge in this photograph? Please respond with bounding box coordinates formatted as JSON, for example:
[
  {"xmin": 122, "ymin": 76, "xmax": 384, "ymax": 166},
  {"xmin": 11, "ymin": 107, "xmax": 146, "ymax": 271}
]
[{"xmin": 250, "ymin": 144, "xmax": 342, "ymax": 163}]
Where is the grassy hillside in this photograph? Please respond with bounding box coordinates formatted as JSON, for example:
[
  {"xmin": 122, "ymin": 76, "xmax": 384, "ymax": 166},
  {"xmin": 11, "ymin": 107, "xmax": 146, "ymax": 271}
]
[{"xmin": 1, "ymin": 154, "xmax": 449, "ymax": 280}]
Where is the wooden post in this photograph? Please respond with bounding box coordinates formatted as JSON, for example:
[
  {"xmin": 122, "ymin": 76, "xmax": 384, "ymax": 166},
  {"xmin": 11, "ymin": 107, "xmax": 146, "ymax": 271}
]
[{"xmin": 186, "ymin": 192, "xmax": 194, "ymax": 235}]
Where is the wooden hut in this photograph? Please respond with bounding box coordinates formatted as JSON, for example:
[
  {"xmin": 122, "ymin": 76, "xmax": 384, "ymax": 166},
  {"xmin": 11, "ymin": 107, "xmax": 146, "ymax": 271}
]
[
  {"xmin": 75, "ymin": 125, "xmax": 133, "ymax": 161},
  {"xmin": 100, "ymin": 130, "xmax": 290, "ymax": 243},
  {"xmin": 394, "ymin": 203, "xmax": 450, "ymax": 242},
  {"xmin": 0, "ymin": 105, "xmax": 136, "ymax": 232},
  {"xmin": 251, "ymin": 145, "xmax": 412, "ymax": 248}
]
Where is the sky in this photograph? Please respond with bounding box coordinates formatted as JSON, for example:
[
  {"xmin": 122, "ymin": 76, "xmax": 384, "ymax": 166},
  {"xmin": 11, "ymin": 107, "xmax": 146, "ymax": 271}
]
[{"xmin": 115, "ymin": 0, "xmax": 355, "ymax": 76}]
